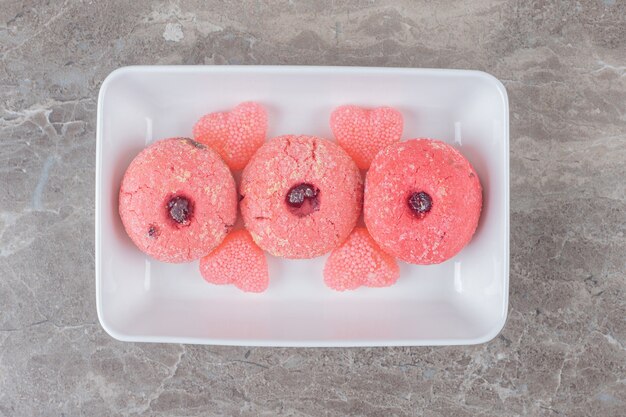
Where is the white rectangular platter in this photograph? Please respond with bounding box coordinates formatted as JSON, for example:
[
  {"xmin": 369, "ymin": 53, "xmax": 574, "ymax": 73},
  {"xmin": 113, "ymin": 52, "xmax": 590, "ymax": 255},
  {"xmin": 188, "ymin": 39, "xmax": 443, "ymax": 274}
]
[{"xmin": 96, "ymin": 65, "xmax": 509, "ymax": 346}]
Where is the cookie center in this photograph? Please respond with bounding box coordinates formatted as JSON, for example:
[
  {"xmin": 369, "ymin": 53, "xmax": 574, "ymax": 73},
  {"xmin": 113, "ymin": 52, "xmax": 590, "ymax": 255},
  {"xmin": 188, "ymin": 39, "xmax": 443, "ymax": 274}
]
[
  {"xmin": 408, "ymin": 191, "xmax": 432, "ymax": 218},
  {"xmin": 167, "ymin": 195, "xmax": 193, "ymax": 225},
  {"xmin": 286, "ymin": 183, "xmax": 320, "ymax": 217}
]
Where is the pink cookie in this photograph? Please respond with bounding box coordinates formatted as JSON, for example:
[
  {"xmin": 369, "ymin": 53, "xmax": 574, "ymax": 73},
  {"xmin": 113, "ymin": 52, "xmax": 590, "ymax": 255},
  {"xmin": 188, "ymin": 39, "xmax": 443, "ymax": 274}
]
[
  {"xmin": 364, "ymin": 139, "xmax": 482, "ymax": 265},
  {"xmin": 193, "ymin": 102, "xmax": 267, "ymax": 170},
  {"xmin": 119, "ymin": 138, "xmax": 237, "ymax": 263},
  {"xmin": 330, "ymin": 105, "xmax": 403, "ymax": 169},
  {"xmin": 324, "ymin": 227, "xmax": 400, "ymax": 291},
  {"xmin": 199, "ymin": 230, "xmax": 269, "ymax": 293},
  {"xmin": 240, "ymin": 135, "xmax": 363, "ymax": 259}
]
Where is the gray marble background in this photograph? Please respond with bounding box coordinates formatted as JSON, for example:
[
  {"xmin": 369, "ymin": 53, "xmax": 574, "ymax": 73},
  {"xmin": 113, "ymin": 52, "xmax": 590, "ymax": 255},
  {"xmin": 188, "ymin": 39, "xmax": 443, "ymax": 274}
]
[{"xmin": 1, "ymin": 0, "xmax": 625, "ymax": 416}]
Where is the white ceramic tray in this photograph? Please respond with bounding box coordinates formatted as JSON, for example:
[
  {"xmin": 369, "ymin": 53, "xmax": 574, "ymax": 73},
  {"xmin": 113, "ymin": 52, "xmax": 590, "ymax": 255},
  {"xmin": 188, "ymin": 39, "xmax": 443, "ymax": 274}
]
[{"xmin": 96, "ymin": 66, "xmax": 509, "ymax": 346}]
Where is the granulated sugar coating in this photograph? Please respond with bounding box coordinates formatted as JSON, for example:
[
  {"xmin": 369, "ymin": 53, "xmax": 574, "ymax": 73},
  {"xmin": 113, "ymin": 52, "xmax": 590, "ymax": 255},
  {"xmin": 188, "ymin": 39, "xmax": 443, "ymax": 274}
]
[
  {"xmin": 365, "ymin": 139, "xmax": 482, "ymax": 265},
  {"xmin": 323, "ymin": 227, "xmax": 400, "ymax": 291},
  {"xmin": 199, "ymin": 230, "xmax": 269, "ymax": 293},
  {"xmin": 193, "ymin": 101, "xmax": 267, "ymax": 170},
  {"xmin": 240, "ymin": 135, "xmax": 363, "ymax": 259},
  {"xmin": 330, "ymin": 105, "xmax": 403, "ymax": 169},
  {"xmin": 119, "ymin": 138, "xmax": 237, "ymax": 263}
]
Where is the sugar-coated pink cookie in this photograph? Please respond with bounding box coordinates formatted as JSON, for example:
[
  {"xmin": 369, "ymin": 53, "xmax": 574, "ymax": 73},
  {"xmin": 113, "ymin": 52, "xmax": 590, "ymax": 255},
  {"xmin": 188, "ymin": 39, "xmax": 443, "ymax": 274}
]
[
  {"xmin": 330, "ymin": 105, "xmax": 403, "ymax": 169},
  {"xmin": 119, "ymin": 138, "xmax": 237, "ymax": 263},
  {"xmin": 240, "ymin": 135, "xmax": 363, "ymax": 259},
  {"xmin": 324, "ymin": 227, "xmax": 400, "ymax": 291},
  {"xmin": 199, "ymin": 230, "xmax": 269, "ymax": 293},
  {"xmin": 193, "ymin": 102, "xmax": 267, "ymax": 170},
  {"xmin": 365, "ymin": 139, "xmax": 482, "ymax": 265}
]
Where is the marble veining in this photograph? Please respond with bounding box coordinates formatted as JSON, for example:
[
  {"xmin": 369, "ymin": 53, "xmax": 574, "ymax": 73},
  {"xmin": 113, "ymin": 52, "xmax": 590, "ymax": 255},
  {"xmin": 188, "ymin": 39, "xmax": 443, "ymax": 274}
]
[{"xmin": 0, "ymin": 0, "xmax": 625, "ymax": 416}]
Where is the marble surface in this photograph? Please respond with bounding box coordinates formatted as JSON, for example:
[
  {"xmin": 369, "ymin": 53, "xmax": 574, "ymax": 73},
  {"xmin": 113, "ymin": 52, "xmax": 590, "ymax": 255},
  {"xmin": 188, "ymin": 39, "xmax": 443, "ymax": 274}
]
[{"xmin": 1, "ymin": 0, "xmax": 625, "ymax": 415}]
